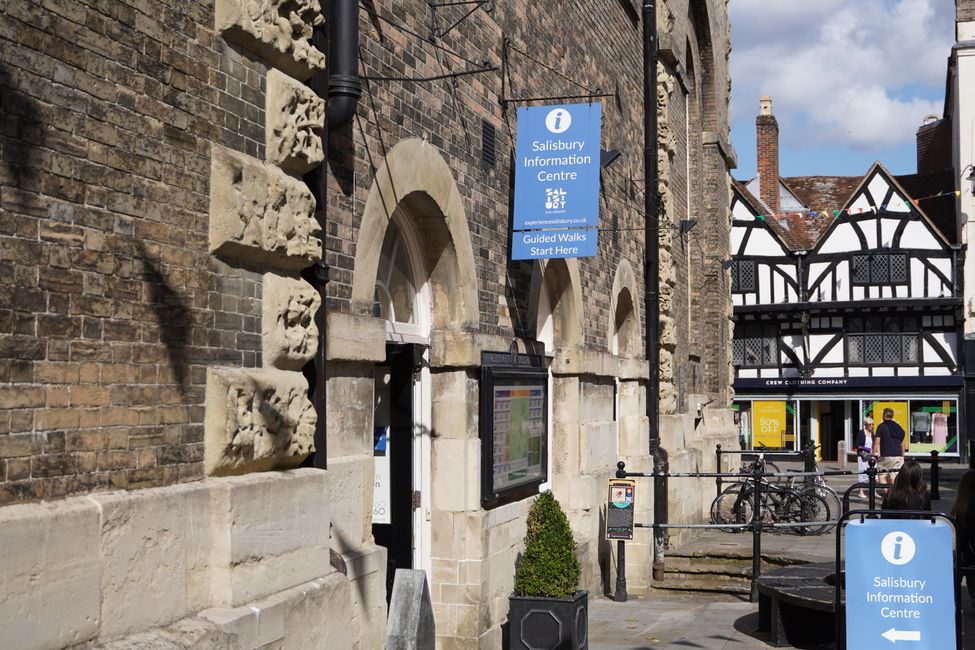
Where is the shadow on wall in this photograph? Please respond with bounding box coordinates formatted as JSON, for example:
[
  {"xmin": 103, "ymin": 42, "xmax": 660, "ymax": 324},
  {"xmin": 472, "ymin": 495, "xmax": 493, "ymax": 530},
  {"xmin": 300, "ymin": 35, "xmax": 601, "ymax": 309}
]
[
  {"xmin": 0, "ymin": 64, "xmax": 45, "ymax": 189},
  {"xmin": 135, "ymin": 241, "xmax": 192, "ymax": 393},
  {"xmin": 598, "ymin": 506, "xmax": 613, "ymax": 596}
]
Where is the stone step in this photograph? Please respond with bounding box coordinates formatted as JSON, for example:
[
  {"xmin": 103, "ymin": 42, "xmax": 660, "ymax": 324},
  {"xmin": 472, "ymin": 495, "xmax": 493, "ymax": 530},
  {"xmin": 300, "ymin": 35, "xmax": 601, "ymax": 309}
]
[
  {"xmin": 652, "ymin": 574, "xmax": 752, "ymax": 596},
  {"xmin": 663, "ymin": 556, "xmax": 752, "ymax": 576}
]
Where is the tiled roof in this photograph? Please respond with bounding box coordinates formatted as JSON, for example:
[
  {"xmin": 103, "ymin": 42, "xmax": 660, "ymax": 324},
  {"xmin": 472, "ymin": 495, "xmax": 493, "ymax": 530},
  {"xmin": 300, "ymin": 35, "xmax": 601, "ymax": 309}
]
[
  {"xmin": 733, "ymin": 170, "xmax": 957, "ymax": 250},
  {"xmin": 781, "ymin": 176, "xmax": 862, "ymax": 216}
]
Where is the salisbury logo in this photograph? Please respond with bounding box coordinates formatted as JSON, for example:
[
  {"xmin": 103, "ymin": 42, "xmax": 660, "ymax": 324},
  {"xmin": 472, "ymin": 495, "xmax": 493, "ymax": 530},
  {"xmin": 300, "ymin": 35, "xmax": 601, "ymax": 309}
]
[
  {"xmin": 545, "ymin": 108, "xmax": 571, "ymax": 134},
  {"xmin": 880, "ymin": 531, "xmax": 916, "ymax": 565}
]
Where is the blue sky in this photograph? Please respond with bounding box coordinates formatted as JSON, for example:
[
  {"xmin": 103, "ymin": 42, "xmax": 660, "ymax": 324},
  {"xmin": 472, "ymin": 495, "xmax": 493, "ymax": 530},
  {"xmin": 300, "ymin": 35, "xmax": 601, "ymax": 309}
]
[{"xmin": 729, "ymin": 0, "xmax": 955, "ymax": 181}]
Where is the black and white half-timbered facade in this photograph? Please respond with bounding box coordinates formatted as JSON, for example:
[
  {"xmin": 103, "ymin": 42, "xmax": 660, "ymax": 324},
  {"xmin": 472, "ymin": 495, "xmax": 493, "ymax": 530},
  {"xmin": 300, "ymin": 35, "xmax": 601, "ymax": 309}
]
[{"xmin": 730, "ymin": 163, "xmax": 964, "ymax": 460}]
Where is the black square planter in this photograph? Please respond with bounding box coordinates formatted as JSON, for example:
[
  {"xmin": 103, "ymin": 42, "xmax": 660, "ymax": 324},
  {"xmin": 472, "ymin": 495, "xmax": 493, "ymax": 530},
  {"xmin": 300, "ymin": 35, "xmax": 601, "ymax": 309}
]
[{"xmin": 508, "ymin": 590, "xmax": 588, "ymax": 650}]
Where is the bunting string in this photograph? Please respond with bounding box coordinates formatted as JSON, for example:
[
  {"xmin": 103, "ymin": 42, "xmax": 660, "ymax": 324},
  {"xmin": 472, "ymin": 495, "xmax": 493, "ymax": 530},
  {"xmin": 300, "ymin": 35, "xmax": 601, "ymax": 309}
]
[{"xmin": 751, "ymin": 189, "xmax": 960, "ymax": 221}]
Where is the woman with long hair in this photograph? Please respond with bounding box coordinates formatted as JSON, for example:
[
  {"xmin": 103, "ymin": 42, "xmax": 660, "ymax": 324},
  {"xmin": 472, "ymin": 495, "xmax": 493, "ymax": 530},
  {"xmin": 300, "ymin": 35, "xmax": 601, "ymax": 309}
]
[
  {"xmin": 881, "ymin": 460, "xmax": 930, "ymax": 511},
  {"xmin": 951, "ymin": 470, "xmax": 975, "ymax": 601}
]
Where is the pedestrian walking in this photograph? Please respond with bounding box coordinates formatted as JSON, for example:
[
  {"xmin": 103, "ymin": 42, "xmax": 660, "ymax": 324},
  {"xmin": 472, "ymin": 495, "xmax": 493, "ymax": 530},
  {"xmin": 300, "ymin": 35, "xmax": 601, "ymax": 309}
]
[
  {"xmin": 854, "ymin": 416, "xmax": 874, "ymax": 498},
  {"xmin": 872, "ymin": 408, "xmax": 905, "ymax": 485}
]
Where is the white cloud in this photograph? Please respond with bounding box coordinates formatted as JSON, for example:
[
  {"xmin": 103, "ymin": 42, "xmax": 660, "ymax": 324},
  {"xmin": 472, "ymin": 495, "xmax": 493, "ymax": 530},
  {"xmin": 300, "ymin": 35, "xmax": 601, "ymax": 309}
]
[{"xmin": 730, "ymin": 0, "xmax": 954, "ymax": 152}]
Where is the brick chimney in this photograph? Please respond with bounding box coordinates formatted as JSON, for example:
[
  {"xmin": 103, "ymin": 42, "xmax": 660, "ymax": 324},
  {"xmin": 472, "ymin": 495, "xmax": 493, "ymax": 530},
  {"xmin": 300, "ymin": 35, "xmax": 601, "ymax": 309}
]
[{"xmin": 756, "ymin": 96, "xmax": 780, "ymax": 214}]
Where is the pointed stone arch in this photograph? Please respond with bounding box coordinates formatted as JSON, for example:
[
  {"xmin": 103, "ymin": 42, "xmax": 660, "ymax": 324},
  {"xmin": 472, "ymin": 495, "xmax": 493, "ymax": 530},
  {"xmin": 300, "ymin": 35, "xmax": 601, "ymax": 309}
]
[
  {"xmin": 351, "ymin": 138, "xmax": 478, "ymax": 332},
  {"xmin": 609, "ymin": 260, "xmax": 641, "ymax": 358}
]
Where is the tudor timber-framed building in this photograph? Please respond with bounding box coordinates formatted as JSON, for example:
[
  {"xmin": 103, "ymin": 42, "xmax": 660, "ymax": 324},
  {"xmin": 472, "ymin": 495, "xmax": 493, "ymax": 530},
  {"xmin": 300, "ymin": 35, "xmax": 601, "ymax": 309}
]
[
  {"xmin": 731, "ymin": 99, "xmax": 963, "ymax": 463},
  {"xmin": 0, "ymin": 0, "xmax": 738, "ymax": 648}
]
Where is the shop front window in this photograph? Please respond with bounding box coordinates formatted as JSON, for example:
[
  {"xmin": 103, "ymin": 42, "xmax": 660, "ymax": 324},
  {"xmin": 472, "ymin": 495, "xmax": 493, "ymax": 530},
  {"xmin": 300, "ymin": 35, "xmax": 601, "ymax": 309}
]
[
  {"xmin": 861, "ymin": 399, "xmax": 957, "ymax": 455},
  {"xmin": 735, "ymin": 399, "xmax": 797, "ymax": 451}
]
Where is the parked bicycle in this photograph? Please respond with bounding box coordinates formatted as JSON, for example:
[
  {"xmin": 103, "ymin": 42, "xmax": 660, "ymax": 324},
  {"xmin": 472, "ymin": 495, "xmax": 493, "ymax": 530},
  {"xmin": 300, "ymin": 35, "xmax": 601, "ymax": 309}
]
[{"xmin": 710, "ymin": 457, "xmax": 832, "ymax": 535}]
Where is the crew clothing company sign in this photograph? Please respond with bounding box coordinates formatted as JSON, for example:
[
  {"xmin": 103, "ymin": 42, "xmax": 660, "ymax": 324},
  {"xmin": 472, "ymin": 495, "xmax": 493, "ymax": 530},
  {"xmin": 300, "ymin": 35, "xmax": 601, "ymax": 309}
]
[
  {"xmin": 512, "ymin": 102, "xmax": 601, "ymax": 260},
  {"xmin": 845, "ymin": 518, "xmax": 955, "ymax": 648}
]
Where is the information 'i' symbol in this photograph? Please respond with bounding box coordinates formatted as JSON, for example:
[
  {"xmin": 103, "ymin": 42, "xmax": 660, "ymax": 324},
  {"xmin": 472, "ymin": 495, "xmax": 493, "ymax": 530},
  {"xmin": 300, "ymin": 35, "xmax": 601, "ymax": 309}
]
[
  {"xmin": 545, "ymin": 108, "xmax": 572, "ymax": 134},
  {"xmin": 881, "ymin": 530, "xmax": 916, "ymax": 565}
]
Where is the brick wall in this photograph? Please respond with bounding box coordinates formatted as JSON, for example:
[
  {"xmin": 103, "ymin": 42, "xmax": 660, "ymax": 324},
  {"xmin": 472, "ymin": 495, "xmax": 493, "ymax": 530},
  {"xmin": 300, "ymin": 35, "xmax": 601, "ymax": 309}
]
[
  {"xmin": 916, "ymin": 119, "xmax": 952, "ymax": 173},
  {"xmin": 960, "ymin": 0, "xmax": 975, "ymax": 23},
  {"xmin": 756, "ymin": 114, "xmax": 780, "ymax": 214},
  {"xmin": 0, "ymin": 1, "xmax": 264, "ymax": 504},
  {"xmin": 1, "ymin": 0, "xmax": 733, "ymax": 504}
]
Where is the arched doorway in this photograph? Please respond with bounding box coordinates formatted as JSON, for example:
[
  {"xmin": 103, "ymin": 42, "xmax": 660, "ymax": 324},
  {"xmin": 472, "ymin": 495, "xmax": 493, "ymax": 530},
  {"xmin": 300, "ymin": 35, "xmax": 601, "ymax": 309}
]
[
  {"xmin": 351, "ymin": 138, "xmax": 479, "ymax": 607},
  {"xmin": 371, "ymin": 210, "xmax": 432, "ymax": 600}
]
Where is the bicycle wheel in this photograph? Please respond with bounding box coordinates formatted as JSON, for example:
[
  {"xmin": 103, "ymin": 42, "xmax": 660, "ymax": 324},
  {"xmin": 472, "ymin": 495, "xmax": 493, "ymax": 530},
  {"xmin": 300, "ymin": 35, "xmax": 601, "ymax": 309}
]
[
  {"xmin": 710, "ymin": 488, "xmax": 754, "ymax": 532},
  {"xmin": 764, "ymin": 460, "xmax": 782, "ymax": 484},
  {"xmin": 801, "ymin": 484, "xmax": 841, "ymax": 531},
  {"xmin": 783, "ymin": 491, "xmax": 830, "ymax": 536}
]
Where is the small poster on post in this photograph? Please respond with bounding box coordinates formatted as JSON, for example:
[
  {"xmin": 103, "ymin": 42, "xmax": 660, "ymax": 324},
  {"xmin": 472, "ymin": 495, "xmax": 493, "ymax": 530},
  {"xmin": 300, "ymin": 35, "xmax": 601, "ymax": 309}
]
[{"xmin": 606, "ymin": 478, "xmax": 636, "ymax": 540}]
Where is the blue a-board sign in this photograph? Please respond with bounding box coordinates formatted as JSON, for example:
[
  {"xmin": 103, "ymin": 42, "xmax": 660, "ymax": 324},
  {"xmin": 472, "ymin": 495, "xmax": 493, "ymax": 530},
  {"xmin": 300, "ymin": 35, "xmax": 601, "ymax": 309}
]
[
  {"xmin": 845, "ymin": 518, "xmax": 955, "ymax": 648},
  {"xmin": 512, "ymin": 102, "xmax": 601, "ymax": 260}
]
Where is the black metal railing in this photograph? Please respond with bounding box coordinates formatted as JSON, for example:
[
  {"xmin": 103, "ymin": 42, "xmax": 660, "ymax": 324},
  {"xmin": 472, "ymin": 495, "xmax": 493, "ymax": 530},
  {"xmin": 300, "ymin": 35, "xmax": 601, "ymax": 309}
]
[{"xmin": 614, "ymin": 456, "xmax": 901, "ymax": 602}]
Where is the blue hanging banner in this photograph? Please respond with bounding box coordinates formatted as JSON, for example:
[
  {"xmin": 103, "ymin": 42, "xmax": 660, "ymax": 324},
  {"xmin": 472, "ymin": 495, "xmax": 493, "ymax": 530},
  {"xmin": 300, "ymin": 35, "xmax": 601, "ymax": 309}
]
[
  {"xmin": 512, "ymin": 102, "xmax": 601, "ymax": 259},
  {"xmin": 845, "ymin": 518, "xmax": 956, "ymax": 649}
]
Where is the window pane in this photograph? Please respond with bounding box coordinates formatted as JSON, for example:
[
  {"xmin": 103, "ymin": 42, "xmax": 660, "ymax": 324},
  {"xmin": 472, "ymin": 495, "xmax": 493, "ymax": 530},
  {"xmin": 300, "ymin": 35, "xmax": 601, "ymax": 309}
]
[
  {"xmin": 902, "ymin": 316, "xmax": 918, "ymax": 332},
  {"xmin": 732, "ymin": 338, "xmax": 744, "ymax": 365},
  {"xmin": 737, "ymin": 261, "xmax": 756, "ymax": 292},
  {"xmin": 852, "ymin": 255, "xmax": 870, "ymax": 284},
  {"xmin": 865, "ymin": 317, "xmax": 881, "ymax": 333},
  {"xmin": 872, "ymin": 255, "xmax": 889, "ymax": 283},
  {"xmin": 903, "ymin": 336, "xmax": 918, "ymax": 363},
  {"xmin": 883, "ymin": 335, "xmax": 901, "ymax": 363},
  {"xmin": 762, "ymin": 336, "xmax": 776, "ymax": 365},
  {"xmin": 883, "ymin": 316, "xmax": 900, "ymax": 333},
  {"xmin": 865, "ymin": 335, "xmax": 883, "ymax": 363},
  {"xmin": 848, "ymin": 336, "xmax": 863, "ymax": 363},
  {"xmin": 744, "ymin": 338, "xmax": 761, "ymax": 365},
  {"xmin": 848, "ymin": 318, "xmax": 863, "ymax": 333},
  {"xmin": 890, "ymin": 254, "xmax": 908, "ymax": 283}
]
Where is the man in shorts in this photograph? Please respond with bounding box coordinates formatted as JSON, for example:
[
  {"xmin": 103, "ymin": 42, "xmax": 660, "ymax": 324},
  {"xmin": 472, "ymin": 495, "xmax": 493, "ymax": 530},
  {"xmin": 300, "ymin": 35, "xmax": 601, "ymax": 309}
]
[{"xmin": 872, "ymin": 407, "xmax": 905, "ymax": 484}]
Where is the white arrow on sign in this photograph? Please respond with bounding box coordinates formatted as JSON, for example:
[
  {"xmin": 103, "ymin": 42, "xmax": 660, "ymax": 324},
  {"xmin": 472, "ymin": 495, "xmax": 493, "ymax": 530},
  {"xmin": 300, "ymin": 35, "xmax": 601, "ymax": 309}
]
[{"xmin": 882, "ymin": 628, "xmax": 921, "ymax": 643}]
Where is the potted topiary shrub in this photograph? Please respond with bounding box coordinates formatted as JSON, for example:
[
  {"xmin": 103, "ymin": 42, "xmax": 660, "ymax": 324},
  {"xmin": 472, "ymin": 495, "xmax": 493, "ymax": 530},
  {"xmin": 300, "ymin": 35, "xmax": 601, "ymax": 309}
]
[{"xmin": 508, "ymin": 491, "xmax": 587, "ymax": 650}]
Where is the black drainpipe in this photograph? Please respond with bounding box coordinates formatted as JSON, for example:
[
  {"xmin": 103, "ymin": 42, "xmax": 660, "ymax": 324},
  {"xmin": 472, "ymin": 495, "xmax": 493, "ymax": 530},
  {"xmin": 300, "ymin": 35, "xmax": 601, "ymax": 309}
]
[
  {"xmin": 306, "ymin": 1, "xmax": 361, "ymax": 469},
  {"xmin": 643, "ymin": 1, "xmax": 667, "ymax": 580},
  {"xmin": 326, "ymin": 0, "xmax": 362, "ymax": 127}
]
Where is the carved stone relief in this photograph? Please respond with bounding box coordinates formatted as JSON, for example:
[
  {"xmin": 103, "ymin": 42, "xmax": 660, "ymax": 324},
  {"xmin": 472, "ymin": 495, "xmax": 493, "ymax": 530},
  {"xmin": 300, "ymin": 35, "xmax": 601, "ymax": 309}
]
[
  {"xmin": 204, "ymin": 368, "xmax": 316, "ymax": 475},
  {"xmin": 209, "ymin": 145, "xmax": 322, "ymax": 270},
  {"xmin": 656, "ymin": 64, "xmax": 679, "ymax": 414},
  {"xmin": 266, "ymin": 69, "xmax": 325, "ymax": 176},
  {"xmin": 263, "ymin": 273, "xmax": 320, "ymax": 370},
  {"xmin": 215, "ymin": 0, "xmax": 326, "ymax": 80}
]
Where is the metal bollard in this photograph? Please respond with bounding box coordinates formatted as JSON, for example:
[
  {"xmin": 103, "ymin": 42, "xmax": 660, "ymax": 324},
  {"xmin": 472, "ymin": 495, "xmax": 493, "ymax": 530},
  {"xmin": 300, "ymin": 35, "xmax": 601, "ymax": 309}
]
[
  {"xmin": 930, "ymin": 450, "xmax": 940, "ymax": 501},
  {"xmin": 750, "ymin": 459, "xmax": 764, "ymax": 603},
  {"xmin": 803, "ymin": 440, "xmax": 816, "ymax": 474},
  {"xmin": 716, "ymin": 444, "xmax": 722, "ymax": 500},
  {"xmin": 868, "ymin": 457, "xmax": 877, "ymax": 510}
]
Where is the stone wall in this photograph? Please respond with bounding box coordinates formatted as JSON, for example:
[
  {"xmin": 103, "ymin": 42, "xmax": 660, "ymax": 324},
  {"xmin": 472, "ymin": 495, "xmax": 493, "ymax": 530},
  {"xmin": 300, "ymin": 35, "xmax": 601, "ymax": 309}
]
[
  {"xmin": 0, "ymin": 0, "xmax": 268, "ymax": 503},
  {"xmin": 0, "ymin": 469, "xmax": 353, "ymax": 650},
  {"xmin": 0, "ymin": 0, "xmax": 737, "ymax": 647}
]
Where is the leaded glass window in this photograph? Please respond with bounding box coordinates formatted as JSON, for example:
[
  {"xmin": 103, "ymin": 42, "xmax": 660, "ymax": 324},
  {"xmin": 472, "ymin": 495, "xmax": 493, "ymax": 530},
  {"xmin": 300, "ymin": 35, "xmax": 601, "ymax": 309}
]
[{"xmin": 850, "ymin": 253, "xmax": 909, "ymax": 286}]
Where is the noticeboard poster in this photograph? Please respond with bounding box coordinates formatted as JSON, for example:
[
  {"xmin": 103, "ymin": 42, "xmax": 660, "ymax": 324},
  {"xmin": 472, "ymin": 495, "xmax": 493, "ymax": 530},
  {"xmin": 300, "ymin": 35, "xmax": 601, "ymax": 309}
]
[
  {"xmin": 480, "ymin": 352, "xmax": 548, "ymax": 507},
  {"xmin": 753, "ymin": 400, "xmax": 787, "ymax": 448},
  {"xmin": 491, "ymin": 385, "xmax": 546, "ymax": 491},
  {"xmin": 606, "ymin": 479, "xmax": 636, "ymax": 540}
]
